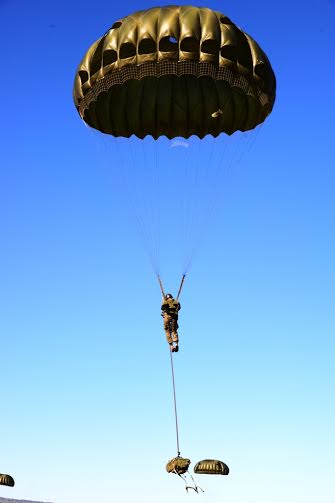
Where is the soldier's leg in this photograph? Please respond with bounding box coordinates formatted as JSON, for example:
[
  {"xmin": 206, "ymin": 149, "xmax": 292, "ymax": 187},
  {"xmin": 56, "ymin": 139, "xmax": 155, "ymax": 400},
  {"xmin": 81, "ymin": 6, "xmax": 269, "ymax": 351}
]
[
  {"xmin": 164, "ymin": 314, "xmax": 174, "ymax": 349},
  {"xmin": 171, "ymin": 319, "xmax": 179, "ymax": 352}
]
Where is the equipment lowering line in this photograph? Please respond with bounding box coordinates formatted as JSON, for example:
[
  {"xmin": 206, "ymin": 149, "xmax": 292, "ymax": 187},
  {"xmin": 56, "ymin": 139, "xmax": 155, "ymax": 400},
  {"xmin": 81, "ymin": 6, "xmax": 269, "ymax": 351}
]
[{"xmin": 170, "ymin": 349, "xmax": 181, "ymax": 457}]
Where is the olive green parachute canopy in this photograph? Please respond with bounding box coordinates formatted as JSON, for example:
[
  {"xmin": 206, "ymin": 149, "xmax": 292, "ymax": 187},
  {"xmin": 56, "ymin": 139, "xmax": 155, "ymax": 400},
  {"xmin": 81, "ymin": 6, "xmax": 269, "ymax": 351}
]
[
  {"xmin": 74, "ymin": 5, "xmax": 276, "ymax": 139},
  {"xmin": 166, "ymin": 456, "xmax": 191, "ymax": 475},
  {"xmin": 0, "ymin": 473, "xmax": 15, "ymax": 487},
  {"xmin": 194, "ymin": 459, "xmax": 229, "ymax": 475}
]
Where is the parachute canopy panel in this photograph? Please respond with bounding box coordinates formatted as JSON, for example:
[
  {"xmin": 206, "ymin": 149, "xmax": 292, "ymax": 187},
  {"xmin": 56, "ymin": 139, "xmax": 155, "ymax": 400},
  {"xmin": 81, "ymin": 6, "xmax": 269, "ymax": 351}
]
[
  {"xmin": 73, "ymin": 5, "xmax": 276, "ymax": 139},
  {"xmin": 0, "ymin": 473, "xmax": 15, "ymax": 487},
  {"xmin": 166, "ymin": 456, "xmax": 191, "ymax": 475},
  {"xmin": 194, "ymin": 459, "xmax": 229, "ymax": 475}
]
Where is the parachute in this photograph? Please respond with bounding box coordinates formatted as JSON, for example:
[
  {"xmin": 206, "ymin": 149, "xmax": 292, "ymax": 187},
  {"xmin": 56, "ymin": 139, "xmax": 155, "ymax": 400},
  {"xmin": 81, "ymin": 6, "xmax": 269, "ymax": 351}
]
[
  {"xmin": 74, "ymin": 5, "xmax": 275, "ymax": 139},
  {"xmin": 0, "ymin": 473, "xmax": 15, "ymax": 487},
  {"xmin": 194, "ymin": 459, "xmax": 229, "ymax": 475}
]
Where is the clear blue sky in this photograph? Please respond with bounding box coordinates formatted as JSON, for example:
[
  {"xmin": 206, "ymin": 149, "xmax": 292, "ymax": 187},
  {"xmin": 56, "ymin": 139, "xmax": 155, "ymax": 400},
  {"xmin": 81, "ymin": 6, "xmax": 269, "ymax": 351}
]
[{"xmin": 1, "ymin": 1, "xmax": 335, "ymax": 502}]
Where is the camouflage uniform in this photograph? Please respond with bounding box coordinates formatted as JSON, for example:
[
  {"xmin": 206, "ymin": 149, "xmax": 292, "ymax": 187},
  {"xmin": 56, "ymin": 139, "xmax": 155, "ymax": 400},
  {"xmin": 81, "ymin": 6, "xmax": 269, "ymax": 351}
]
[{"xmin": 161, "ymin": 297, "xmax": 181, "ymax": 347}]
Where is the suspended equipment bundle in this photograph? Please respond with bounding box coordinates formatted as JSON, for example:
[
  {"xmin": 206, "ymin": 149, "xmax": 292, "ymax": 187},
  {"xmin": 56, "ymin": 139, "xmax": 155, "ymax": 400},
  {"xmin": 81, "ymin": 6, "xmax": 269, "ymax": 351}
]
[{"xmin": 166, "ymin": 456, "xmax": 191, "ymax": 475}]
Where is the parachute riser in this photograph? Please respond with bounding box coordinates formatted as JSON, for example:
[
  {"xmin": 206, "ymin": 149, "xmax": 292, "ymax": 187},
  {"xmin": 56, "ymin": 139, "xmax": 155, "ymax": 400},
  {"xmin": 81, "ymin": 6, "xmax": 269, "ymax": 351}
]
[
  {"xmin": 157, "ymin": 274, "xmax": 185, "ymax": 300},
  {"xmin": 176, "ymin": 274, "xmax": 186, "ymax": 301}
]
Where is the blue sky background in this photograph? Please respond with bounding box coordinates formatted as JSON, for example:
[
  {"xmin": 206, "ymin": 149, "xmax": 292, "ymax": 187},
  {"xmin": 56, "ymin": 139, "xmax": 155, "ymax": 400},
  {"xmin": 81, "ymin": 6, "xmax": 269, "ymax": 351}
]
[{"xmin": 1, "ymin": 0, "xmax": 335, "ymax": 502}]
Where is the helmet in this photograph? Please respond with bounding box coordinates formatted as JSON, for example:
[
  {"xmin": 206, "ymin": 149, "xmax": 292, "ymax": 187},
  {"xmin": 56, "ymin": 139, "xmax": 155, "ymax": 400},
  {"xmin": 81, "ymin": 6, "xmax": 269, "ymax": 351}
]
[{"xmin": 166, "ymin": 293, "xmax": 173, "ymax": 300}]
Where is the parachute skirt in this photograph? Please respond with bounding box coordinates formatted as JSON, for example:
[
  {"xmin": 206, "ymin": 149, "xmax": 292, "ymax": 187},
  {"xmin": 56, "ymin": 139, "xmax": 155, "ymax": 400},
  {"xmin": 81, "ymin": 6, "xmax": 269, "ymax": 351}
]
[{"xmin": 78, "ymin": 64, "xmax": 270, "ymax": 139}]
